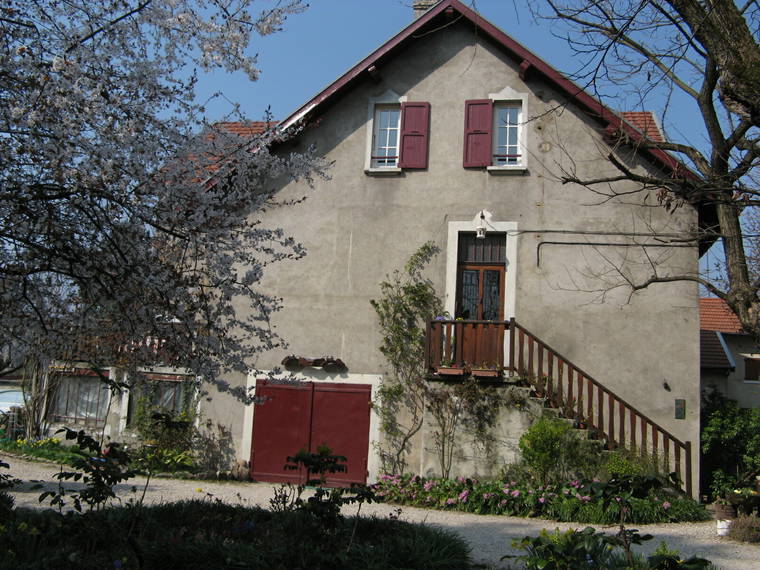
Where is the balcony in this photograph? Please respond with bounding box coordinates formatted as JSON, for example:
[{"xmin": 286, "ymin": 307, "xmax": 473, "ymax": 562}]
[{"xmin": 425, "ymin": 319, "xmax": 508, "ymax": 378}]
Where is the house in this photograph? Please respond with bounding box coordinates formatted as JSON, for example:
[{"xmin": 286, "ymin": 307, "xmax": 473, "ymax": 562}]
[
  {"xmin": 700, "ymin": 297, "xmax": 760, "ymax": 407},
  {"xmin": 198, "ymin": 0, "xmax": 710, "ymax": 496},
  {"xmin": 11, "ymin": 1, "xmax": 707, "ymax": 495}
]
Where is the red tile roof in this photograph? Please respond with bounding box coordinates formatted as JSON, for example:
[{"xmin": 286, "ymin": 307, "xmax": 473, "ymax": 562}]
[
  {"xmin": 216, "ymin": 121, "xmax": 277, "ymax": 136},
  {"xmin": 700, "ymin": 330, "xmax": 733, "ymax": 369},
  {"xmin": 700, "ymin": 298, "xmax": 744, "ymax": 333},
  {"xmin": 621, "ymin": 112, "xmax": 664, "ymax": 142}
]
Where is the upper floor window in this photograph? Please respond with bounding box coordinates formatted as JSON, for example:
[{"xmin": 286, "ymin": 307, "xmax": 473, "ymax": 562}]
[
  {"xmin": 365, "ymin": 93, "xmax": 430, "ymax": 174},
  {"xmin": 463, "ymin": 88, "xmax": 528, "ymax": 172},
  {"xmin": 371, "ymin": 106, "xmax": 401, "ymax": 168},
  {"xmin": 493, "ymin": 104, "xmax": 521, "ymax": 166}
]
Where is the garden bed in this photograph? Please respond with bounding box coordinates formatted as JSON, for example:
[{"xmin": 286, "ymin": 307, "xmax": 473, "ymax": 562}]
[{"xmin": 373, "ymin": 474, "xmax": 709, "ymax": 524}]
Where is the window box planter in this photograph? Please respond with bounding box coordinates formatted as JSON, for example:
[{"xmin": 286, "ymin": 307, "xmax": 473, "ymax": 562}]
[
  {"xmin": 471, "ymin": 368, "xmax": 501, "ymax": 379},
  {"xmin": 436, "ymin": 366, "xmax": 467, "ymax": 376}
]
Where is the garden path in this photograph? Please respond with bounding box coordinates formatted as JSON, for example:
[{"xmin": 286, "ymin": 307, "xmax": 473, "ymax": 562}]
[{"xmin": 4, "ymin": 454, "xmax": 758, "ymax": 569}]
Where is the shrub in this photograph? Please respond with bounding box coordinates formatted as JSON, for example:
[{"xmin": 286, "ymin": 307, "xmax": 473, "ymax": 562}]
[
  {"xmin": 727, "ymin": 515, "xmax": 760, "ymax": 543},
  {"xmin": 509, "ymin": 528, "xmax": 714, "ymax": 570},
  {"xmin": 518, "ymin": 417, "xmax": 604, "ymax": 484}
]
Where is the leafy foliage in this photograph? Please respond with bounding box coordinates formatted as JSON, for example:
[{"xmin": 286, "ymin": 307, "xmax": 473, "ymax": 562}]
[
  {"xmin": 0, "ymin": 436, "xmax": 82, "ymax": 466},
  {"xmin": 373, "ymin": 473, "xmax": 707, "ymax": 524},
  {"xmin": 38, "ymin": 428, "xmax": 134, "ymax": 512},
  {"xmin": 371, "ymin": 242, "xmax": 443, "ymax": 474},
  {"xmin": 700, "ymin": 390, "xmax": 760, "ymax": 499},
  {"xmin": 518, "ymin": 416, "xmax": 604, "ymax": 484},
  {"xmin": 509, "ymin": 527, "xmax": 713, "ymax": 570}
]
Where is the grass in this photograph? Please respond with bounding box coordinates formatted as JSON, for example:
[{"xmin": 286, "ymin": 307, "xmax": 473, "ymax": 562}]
[{"xmin": 0, "ymin": 499, "xmax": 473, "ymax": 569}]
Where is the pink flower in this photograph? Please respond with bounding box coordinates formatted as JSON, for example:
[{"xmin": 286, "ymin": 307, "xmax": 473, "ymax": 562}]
[
  {"xmin": 538, "ymin": 497, "xmax": 546, "ymax": 504},
  {"xmin": 423, "ymin": 481, "xmax": 435, "ymax": 491},
  {"xmin": 511, "ymin": 490, "xmax": 520, "ymax": 497},
  {"xmin": 483, "ymin": 492, "xmax": 493, "ymax": 500},
  {"xmin": 459, "ymin": 490, "xmax": 470, "ymax": 503},
  {"xmin": 663, "ymin": 501, "xmax": 671, "ymax": 510},
  {"xmin": 457, "ymin": 476, "xmax": 466, "ymax": 483},
  {"xmin": 446, "ymin": 498, "xmax": 457, "ymax": 506},
  {"xmin": 499, "ymin": 499, "xmax": 508, "ymax": 507}
]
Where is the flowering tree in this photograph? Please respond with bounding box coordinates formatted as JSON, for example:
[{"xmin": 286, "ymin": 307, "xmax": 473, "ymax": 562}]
[{"xmin": 0, "ymin": 0, "xmax": 327, "ymax": 402}]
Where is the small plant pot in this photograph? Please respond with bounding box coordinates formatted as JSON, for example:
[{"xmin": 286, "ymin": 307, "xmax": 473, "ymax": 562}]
[{"xmin": 717, "ymin": 519, "xmax": 732, "ymax": 536}]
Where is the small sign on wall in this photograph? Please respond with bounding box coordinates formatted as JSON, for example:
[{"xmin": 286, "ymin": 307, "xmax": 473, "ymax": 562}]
[{"xmin": 675, "ymin": 399, "xmax": 686, "ymax": 419}]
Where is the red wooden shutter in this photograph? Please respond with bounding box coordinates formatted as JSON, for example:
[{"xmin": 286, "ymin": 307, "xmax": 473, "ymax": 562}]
[
  {"xmin": 398, "ymin": 102, "xmax": 430, "ymax": 169},
  {"xmin": 463, "ymin": 99, "xmax": 493, "ymax": 167}
]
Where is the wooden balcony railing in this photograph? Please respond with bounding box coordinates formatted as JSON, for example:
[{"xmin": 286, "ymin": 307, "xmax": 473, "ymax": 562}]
[{"xmin": 425, "ymin": 318, "xmax": 693, "ymax": 496}]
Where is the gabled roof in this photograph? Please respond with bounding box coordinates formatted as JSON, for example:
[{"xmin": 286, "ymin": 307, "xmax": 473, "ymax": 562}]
[
  {"xmin": 621, "ymin": 112, "xmax": 664, "ymax": 142},
  {"xmin": 281, "ymin": 0, "xmax": 683, "ymax": 175},
  {"xmin": 700, "ymin": 330, "xmax": 734, "ymax": 370},
  {"xmin": 700, "ymin": 298, "xmax": 744, "ymax": 334},
  {"xmin": 278, "ymin": 0, "xmax": 715, "ymax": 255}
]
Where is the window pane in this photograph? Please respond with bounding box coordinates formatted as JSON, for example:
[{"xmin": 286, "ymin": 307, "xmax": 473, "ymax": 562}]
[
  {"xmin": 388, "ymin": 129, "xmax": 397, "ymax": 147},
  {"xmin": 508, "ymin": 129, "xmax": 517, "ymax": 145},
  {"xmin": 459, "ymin": 270, "xmax": 479, "ymax": 319},
  {"xmin": 507, "ymin": 107, "xmax": 519, "ymax": 123},
  {"xmin": 483, "ymin": 270, "xmax": 501, "ymax": 320},
  {"xmin": 378, "ymin": 109, "xmax": 389, "ymax": 129}
]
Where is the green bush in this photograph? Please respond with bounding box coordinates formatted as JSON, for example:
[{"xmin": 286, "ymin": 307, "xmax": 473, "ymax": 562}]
[
  {"xmin": 518, "ymin": 416, "xmax": 604, "ymax": 484},
  {"xmin": 509, "ymin": 528, "xmax": 714, "ymax": 570},
  {"xmin": 727, "ymin": 515, "xmax": 760, "ymax": 543}
]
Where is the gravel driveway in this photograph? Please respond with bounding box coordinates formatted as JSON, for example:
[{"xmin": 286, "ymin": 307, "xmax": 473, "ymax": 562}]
[{"xmin": 4, "ymin": 453, "xmax": 758, "ymax": 569}]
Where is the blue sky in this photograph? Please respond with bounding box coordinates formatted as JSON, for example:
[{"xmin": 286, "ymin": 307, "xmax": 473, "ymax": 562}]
[{"xmin": 195, "ymin": 1, "xmax": 573, "ymax": 122}]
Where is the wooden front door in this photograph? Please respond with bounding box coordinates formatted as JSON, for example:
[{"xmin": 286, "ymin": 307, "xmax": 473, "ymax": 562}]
[
  {"xmin": 456, "ymin": 264, "xmax": 505, "ymax": 320},
  {"xmin": 250, "ymin": 380, "xmax": 371, "ymax": 486},
  {"xmin": 455, "ymin": 233, "xmax": 507, "ymax": 367}
]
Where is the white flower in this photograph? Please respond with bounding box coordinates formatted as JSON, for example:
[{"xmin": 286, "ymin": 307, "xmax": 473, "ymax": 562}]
[{"xmin": 52, "ymin": 56, "xmax": 65, "ymax": 72}]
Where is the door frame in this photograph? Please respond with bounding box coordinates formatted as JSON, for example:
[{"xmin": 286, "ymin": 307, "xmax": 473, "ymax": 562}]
[{"xmin": 445, "ymin": 212, "xmax": 518, "ymax": 321}]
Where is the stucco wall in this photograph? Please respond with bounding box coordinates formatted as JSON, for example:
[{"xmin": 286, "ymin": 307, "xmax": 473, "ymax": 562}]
[
  {"xmin": 703, "ymin": 333, "xmax": 760, "ymax": 407},
  {"xmin": 209, "ymin": 21, "xmax": 700, "ymax": 487}
]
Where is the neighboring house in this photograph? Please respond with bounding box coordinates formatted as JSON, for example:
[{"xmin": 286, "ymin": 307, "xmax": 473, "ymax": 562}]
[
  {"xmin": 700, "ymin": 297, "xmax": 760, "ymax": 407},
  {"xmin": 195, "ymin": 0, "xmax": 711, "ymax": 496}
]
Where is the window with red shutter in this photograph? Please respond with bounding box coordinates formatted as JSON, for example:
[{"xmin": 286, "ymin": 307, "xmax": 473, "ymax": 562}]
[
  {"xmin": 367, "ymin": 100, "xmax": 431, "ymax": 173},
  {"xmin": 398, "ymin": 101, "xmax": 430, "ymax": 169},
  {"xmin": 463, "ymin": 99, "xmax": 493, "ymax": 167},
  {"xmin": 463, "ymin": 98, "xmax": 526, "ymax": 170}
]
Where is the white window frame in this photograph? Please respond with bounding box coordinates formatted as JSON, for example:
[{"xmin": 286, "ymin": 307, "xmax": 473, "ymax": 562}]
[
  {"xmin": 487, "ymin": 86, "xmax": 529, "ymax": 173},
  {"xmin": 365, "ymin": 90, "xmax": 406, "ymax": 175}
]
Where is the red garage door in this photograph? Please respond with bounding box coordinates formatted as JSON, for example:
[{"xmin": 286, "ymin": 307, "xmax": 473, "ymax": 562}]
[{"xmin": 250, "ymin": 380, "xmax": 371, "ymax": 486}]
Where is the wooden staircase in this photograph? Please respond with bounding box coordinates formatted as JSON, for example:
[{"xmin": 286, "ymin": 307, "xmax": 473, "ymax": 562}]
[{"xmin": 426, "ymin": 318, "xmax": 693, "ymax": 495}]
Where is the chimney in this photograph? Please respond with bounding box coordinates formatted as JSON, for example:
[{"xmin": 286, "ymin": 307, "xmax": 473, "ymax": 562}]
[{"xmin": 413, "ymin": 0, "xmax": 438, "ymax": 19}]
